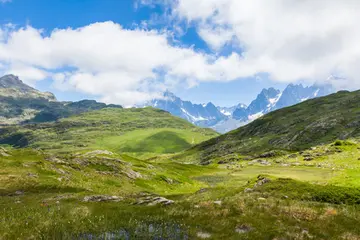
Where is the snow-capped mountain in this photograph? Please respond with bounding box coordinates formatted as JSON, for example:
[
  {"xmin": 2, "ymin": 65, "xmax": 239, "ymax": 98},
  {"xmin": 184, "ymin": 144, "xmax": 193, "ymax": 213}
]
[
  {"xmin": 143, "ymin": 91, "xmax": 226, "ymax": 127},
  {"xmin": 142, "ymin": 84, "xmax": 334, "ymax": 133},
  {"xmin": 232, "ymin": 84, "xmax": 333, "ymax": 122},
  {"xmin": 217, "ymin": 103, "xmax": 247, "ymax": 117}
]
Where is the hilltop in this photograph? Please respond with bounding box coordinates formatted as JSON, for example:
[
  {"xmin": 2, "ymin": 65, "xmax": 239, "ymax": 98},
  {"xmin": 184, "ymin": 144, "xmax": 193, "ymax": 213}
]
[
  {"xmin": 0, "ymin": 107, "xmax": 218, "ymax": 158},
  {"xmin": 176, "ymin": 89, "xmax": 360, "ymax": 164}
]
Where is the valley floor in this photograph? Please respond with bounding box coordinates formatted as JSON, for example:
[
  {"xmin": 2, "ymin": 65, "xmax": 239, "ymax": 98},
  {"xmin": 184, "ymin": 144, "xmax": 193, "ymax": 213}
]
[{"xmin": 1, "ymin": 140, "xmax": 360, "ymax": 239}]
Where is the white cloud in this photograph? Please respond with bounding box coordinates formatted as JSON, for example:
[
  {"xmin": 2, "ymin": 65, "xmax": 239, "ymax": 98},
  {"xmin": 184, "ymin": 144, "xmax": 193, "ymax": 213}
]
[
  {"xmin": 5, "ymin": 63, "xmax": 49, "ymax": 86},
  {"xmin": 0, "ymin": 0, "xmax": 11, "ymax": 3},
  {"xmin": 169, "ymin": 0, "xmax": 360, "ymax": 89},
  {"xmin": 0, "ymin": 22, "xmax": 253, "ymax": 105},
  {"xmin": 2, "ymin": 0, "xmax": 360, "ymax": 106}
]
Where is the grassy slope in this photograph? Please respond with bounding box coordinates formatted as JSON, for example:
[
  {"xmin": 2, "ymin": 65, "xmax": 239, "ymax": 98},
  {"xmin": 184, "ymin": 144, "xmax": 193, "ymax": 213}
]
[
  {"xmin": 3, "ymin": 93, "xmax": 360, "ymax": 239},
  {"xmin": 0, "ymin": 107, "xmax": 218, "ymax": 158},
  {"xmin": 2, "ymin": 140, "xmax": 360, "ymax": 239},
  {"xmin": 176, "ymin": 90, "xmax": 360, "ymax": 164}
]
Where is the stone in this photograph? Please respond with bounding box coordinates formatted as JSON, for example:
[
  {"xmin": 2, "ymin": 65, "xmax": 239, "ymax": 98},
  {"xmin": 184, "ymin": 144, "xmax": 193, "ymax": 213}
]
[
  {"xmin": 45, "ymin": 156, "xmax": 66, "ymax": 164},
  {"xmin": 244, "ymin": 188, "xmax": 253, "ymax": 193},
  {"xmin": 258, "ymin": 197, "xmax": 267, "ymax": 201},
  {"xmin": 27, "ymin": 173, "xmax": 38, "ymax": 178},
  {"xmin": 148, "ymin": 197, "xmax": 174, "ymax": 206},
  {"xmin": 304, "ymin": 157, "xmax": 314, "ymax": 161},
  {"xmin": 196, "ymin": 188, "xmax": 208, "ymax": 194},
  {"xmin": 235, "ymin": 224, "xmax": 253, "ymax": 234},
  {"xmin": 14, "ymin": 190, "xmax": 24, "ymax": 196},
  {"xmin": 258, "ymin": 159, "xmax": 271, "ymax": 166},
  {"xmin": 0, "ymin": 148, "xmax": 11, "ymax": 157},
  {"xmin": 254, "ymin": 176, "xmax": 271, "ymax": 187},
  {"xmin": 135, "ymin": 195, "xmax": 174, "ymax": 206},
  {"xmin": 84, "ymin": 150, "xmax": 114, "ymax": 156},
  {"xmin": 259, "ymin": 151, "xmax": 276, "ymax": 158},
  {"xmin": 288, "ymin": 154, "xmax": 297, "ymax": 158},
  {"xmin": 214, "ymin": 200, "xmax": 222, "ymax": 206},
  {"xmin": 196, "ymin": 232, "xmax": 211, "ymax": 239},
  {"xmin": 122, "ymin": 169, "xmax": 142, "ymax": 179},
  {"xmin": 83, "ymin": 195, "xmax": 122, "ymax": 202}
]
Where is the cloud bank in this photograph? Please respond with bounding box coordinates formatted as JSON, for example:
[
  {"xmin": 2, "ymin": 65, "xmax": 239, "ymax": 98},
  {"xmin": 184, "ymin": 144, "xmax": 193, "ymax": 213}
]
[
  {"xmin": 0, "ymin": 22, "xmax": 249, "ymax": 105},
  {"xmin": 2, "ymin": 1, "xmax": 360, "ymax": 105},
  {"xmin": 169, "ymin": 0, "xmax": 360, "ymax": 89}
]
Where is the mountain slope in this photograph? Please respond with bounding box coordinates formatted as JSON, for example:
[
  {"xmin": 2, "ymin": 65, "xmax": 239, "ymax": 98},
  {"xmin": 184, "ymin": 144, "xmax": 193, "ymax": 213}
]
[
  {"xmin": 0, "ymin": 107, "xmax": 219, "ymax": 158},
  {"xmin": 0, "ymin": 74, "xmax": 122, "ymax": 125},
  {"xmin": 176, "ymin": 90, "xmax": 360, "ymax": 164}
]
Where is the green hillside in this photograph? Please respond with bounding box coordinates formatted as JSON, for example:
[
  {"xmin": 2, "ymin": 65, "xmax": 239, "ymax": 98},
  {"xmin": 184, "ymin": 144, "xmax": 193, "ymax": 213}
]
[
  {"xmin": 176, "ymin": 90, "xmax": 360, "ymax": 164},
  {"xmin": 0, "ymin": 107, "xmax": 219, "ymax": 158},
  {"xmin": 3, "ymin": 82, "xmax": 360, "ymax": 239}
]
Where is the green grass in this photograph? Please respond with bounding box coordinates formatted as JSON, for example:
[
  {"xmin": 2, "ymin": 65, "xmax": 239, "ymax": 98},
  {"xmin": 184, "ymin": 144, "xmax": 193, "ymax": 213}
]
[
  {"xmin": 94, "ymin": 128, "xmax": 215, "ymax": 159},
  {"xmin": 0, "ymin": 107, "xmax": 219, "ymax": 158},
  {"xmin": 2, "ymin": 142, "xmax": 360, "ymax": 239},
  {"xmin": 176, "ymin": 90, "xmax": 360, "ymax": 164}
]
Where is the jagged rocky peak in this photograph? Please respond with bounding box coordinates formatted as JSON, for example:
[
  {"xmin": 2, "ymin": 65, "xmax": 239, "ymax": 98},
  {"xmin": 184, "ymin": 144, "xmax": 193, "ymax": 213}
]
[
  {"xmin": 0, "ymin": 74, "xmax": 56, "ymax": 101},
  {"xmin": 142, "ymin": 83, "xmax": 335, "ymax": 133},
  {"xmin": 163, "ymin": 90, "xmax": 176, "ymax": 99},
  {"xmin": 260, "ymin": 87, "xmax": 281, "ymax": 98},
  {"xmin": 0, "ymin": 74, "xmax": 32, "ymax": 90}
]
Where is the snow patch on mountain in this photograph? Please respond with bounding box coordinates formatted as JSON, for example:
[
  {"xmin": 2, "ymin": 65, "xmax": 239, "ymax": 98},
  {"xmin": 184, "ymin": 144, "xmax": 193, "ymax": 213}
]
[{"xmin": 141, "ymin": 83, "xmax": 334, "ymax": 133}]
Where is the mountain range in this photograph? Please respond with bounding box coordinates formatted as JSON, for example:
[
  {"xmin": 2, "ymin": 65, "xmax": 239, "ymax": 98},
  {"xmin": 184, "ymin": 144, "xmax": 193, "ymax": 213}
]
[
  {"xmin": 0, "ymin": 74, "xmax": 334, "ymax": 134},
  {"xmin": 143, "ymin": 83, "xmax": 334, "ymax": 133},
  {"xmin": 2, "ymin": 73, "xmax": 360, "ymax": 240},
  {"xmin": 0, "ymin": 74, "xmax": 122, "ymax": 125}
]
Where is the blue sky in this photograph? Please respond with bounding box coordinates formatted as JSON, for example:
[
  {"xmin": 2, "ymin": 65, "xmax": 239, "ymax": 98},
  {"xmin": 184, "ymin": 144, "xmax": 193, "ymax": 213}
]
[{"xmin": 0, "ymin": 0, "xmax": 357, "ymax": 106}]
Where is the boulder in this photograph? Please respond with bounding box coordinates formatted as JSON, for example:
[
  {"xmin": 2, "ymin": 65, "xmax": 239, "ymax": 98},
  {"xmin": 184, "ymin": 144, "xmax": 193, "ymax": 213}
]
[
  {"xmin": 254, "ymin": 176, "xmax": 271, "ymax": 187},
  {"xmin": 235, "ymin": 224, "xmax": 253, "ymax": 234},
  {"xmin": 135, "ymin": 195, "xmax": 174, "ymax": 206},
  {"xmin": 197, "ymin": 232, "xmax": 212, "ymax": 239},
  {"xmin": 259, "ymin": 151, "xmax": 276, "ymax": 158},
  {"xmin": 122, "ymin": 169, "xmax": 142, "ymax": 179},
  {"xmin": 83, "ymin": 195, "xmax": 122, "ymax": 202}
]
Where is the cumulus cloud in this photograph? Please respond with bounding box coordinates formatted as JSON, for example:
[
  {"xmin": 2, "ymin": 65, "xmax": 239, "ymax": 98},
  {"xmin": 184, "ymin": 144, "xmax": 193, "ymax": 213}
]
[
  {"xmin": 169, "ymin": 0, "xmax": 360, "ymax": 89},
  {"xmin": 0, "ymin": 22, "xmax": 251, "ymax": 106},
  {"xmin": 2, "ymin": 1, "xmax": 360, "ymax": 105}
]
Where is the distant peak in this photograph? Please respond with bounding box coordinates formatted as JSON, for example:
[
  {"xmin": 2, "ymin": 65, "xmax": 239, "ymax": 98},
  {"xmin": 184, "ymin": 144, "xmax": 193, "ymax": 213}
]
[
  {"xmin": 0, "ymin": 74, "xmax": 29, "ymax": 89},
  {"xmin": 286, "ymin": 83, "xmax": 303, "ymax": 88},
  {"xmin": 0, "ymin": 74, "xmax": 21, "ymax": 82},
  {"xmin": 260, "ymin": 87, "xmax": 280, "ymax": 98},
  {"xmin": 163, "ymin": 90, "xmax": 175, "ymax": 97},
  {"xmin": 205, "ymin": 102, "xmax": 216, "ymax": 108},
  {"xmin": 162, "ymin": 90, "xmax": 178, "ymax": 102}
]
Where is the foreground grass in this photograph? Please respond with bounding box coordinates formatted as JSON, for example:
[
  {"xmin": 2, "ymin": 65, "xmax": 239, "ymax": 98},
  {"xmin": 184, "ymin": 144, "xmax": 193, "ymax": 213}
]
[{"xmin": 1, "ymin": 141, "xmax": 360, "ymax": 239}]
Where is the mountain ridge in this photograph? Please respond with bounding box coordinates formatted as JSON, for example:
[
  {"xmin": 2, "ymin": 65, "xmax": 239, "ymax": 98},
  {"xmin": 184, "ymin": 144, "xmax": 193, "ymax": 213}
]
[
  {"xmin": 144, "ymin": 83, "xmax": 334, "ymax": 132},
  {"xmin": 175, "ymin": 89, "xmax": 360, "ymax": 164}
]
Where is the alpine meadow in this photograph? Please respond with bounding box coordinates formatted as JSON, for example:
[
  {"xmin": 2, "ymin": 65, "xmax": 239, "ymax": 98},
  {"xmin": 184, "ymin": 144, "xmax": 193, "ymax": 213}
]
[{"xmin": 2, "ymin": 1, "xmax": 360, "ymax": 239}]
